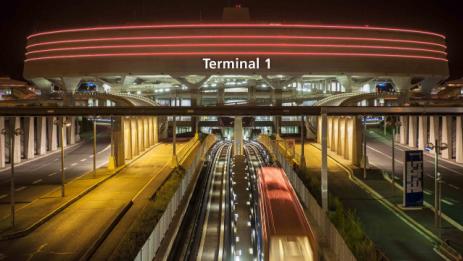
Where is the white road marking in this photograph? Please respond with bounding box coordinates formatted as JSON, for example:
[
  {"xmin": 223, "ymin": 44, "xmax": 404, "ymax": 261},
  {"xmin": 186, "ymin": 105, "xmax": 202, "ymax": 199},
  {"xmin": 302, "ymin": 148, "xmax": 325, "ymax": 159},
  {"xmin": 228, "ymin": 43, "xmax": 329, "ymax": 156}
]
[
  {"xmin": 71, "ymin": 163, "xmax": 77, "ymax": 167},
  {"xmin": 442, "ymin": 199, "xmax": 454, "ymax": 206},
  {"xmin": 423, "ymin": 190, "xmax": 432, "ymax": 195},
  {"xmin": 0, "ymin": 194, "xmax": 7, "ymax": 200},
  {"xmin": 32, "ymin": 179, "xmax": 42, "ymax": 184},
  {"xmin": 48, "ymin": 172, "xmax": 57, "ymax": 176},
  {"xmin": 80, "ymin": 158, "xmax": 87, "ymax": 162},
  {"xmin": 16, "ymin": 186, "xmax": 27, "ymax": 192},
  {"xmin": 448, "ymin": 184, "xmax": 460, "ymax": 190}
]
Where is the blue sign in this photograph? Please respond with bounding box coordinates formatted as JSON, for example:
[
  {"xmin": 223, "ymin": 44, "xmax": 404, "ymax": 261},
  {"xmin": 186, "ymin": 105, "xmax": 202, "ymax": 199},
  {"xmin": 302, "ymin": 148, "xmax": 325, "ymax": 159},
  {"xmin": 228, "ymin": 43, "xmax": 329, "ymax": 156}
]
[{"xmin": 403, "ymin": 150, "xmax": 424, "ymax": 207}]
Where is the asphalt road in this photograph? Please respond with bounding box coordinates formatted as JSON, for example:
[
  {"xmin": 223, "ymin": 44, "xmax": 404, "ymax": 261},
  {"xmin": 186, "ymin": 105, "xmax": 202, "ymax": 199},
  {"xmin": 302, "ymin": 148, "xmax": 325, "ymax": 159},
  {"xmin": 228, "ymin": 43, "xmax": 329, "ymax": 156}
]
[
  {"xmin": 0, "ymin": 127, "xmax": 111, "ymax": 219},
  {"xmin": 366, "ymin": 130, "xmax": 463, "ymax": 226}
]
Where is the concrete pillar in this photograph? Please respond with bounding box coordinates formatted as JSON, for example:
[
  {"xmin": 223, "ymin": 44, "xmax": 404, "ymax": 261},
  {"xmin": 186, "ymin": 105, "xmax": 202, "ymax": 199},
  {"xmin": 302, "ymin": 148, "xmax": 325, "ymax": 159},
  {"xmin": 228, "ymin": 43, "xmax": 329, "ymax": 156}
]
[
  {"xmin": 75, "ymin": 119, "xmax": 80, "ymax": 142},
  {"xmin": 154, "ymin": 117, "xmax": 159, "ymax": 143},
  {"xmin": 24, "ymin": 117, "xmax": 35, "ymax": 159},
  {"xmin": 346, "ymin": 117, "xmax": 353, "ymax": 160},
  {"xmin": 399, "ymin": 116, "xmax": 408, "ymax": 145},
  {"xmin": 332, "ymin": 117, "xmax": 339, "ymax": 153},
  {"xmin": 441, "ymin": 116, "xmax": 453, "ymax": 160},
  {"xmin": 339, "ymin": 118, "xmax": 347, "ymax": 158},
  {"xmin": 67, "ymin": 116, "xmax": 76, "ymax": 145},
  {"xmin": 13, "ymin": 117, "xmax": 21, "ymax": 163},
  {"xmin": 148, "ymin": 117, "xmax": 154, "ymax": 146},
  {"xmin": 143, "ymin": 117, "xmax": 149, "ymax": 149},
  {"xmin": 327, "ymin": 117, "xmax": 333, "ymax": 149},
  {"xmin": 137, "ymin": 117, "xmax": 144, "ymax": 152},
  {"xmin": 124, "ymin": 118, "xmax": 132, "ymax": 160},
  {"xmin": 429, "ymin": 116, "xmax": 439, "ymax": 154},
  {"xmin": 130, "ymin": 118, "xmax": 139, "ymax": 157},
  {"xmin": 0, "ymin": 117, "xmax": 5, "ymax": 168},
  {"xmin": 456, "ymin": 116, "xmax": 463, "ymax": 163},
  {"xmin": 408, "ymin": 116, "xmax": 417, "ymax": 148},
  {"xmin": 58, "ymin": 117, "xmax": 68, "ymax": 148},
  {"xmin": 36, "ymin": 117, "xmax": 47, "ymax": 155},
  {"xmin": 418, "ymin": 116, "xmax": 428, "ymax": 150},
  {"xmin": 109, "ymin": 116, "xmax": 125, "ymax": 168},
  {"xmin": 234, "ymin": 116, "xmax": 243, "ymax": 155}
]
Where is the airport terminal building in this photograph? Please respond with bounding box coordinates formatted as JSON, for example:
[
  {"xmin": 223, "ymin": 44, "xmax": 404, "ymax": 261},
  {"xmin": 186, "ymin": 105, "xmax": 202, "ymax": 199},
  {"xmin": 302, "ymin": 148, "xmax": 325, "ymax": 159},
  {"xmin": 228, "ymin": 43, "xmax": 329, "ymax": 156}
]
[{"xmin": 23, "ymin": 14, "xmax": 449, "ymax": 139}]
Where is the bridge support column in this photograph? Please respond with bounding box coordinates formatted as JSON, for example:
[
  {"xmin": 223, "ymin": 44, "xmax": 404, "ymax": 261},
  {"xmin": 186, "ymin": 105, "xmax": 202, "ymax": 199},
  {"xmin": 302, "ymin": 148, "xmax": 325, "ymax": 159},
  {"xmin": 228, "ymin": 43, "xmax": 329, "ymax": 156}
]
[
  {"xmin": 130, "ymin": 118, "xmax": 139, "ymax": 157},
  {"xmin": 441, "ymin": 116, "xmax": 453, "ymax": 160},
  {"xmin": 332, "ymin": 117, "xmax": 339, "ymax": 153},
  {"xmin": 124, "ymin": 117, "xmax": 132, "ymax": 160},
  {"xmin": 24, "ymin": 117, "xmax": 35, "ymax": 160},
  {"xmin": 0, "ymin": 117, "xmax": 4, "ymax": 168},
  {"xmin": 143, "ymin": 117, "xmax": 149, "ymax": 149},
  {"xmin": 58, "ymin": 117, "xmax": 67, "ymax": 148},
  {"xmin": 13, "ymin": 117, "xmax": 21, "ymax": 163},
  {"xmin": 399, "ymin": 116, "xmax": 408, "ymax": 145},
  {"xmin": 429, "ymin": 116, "xmax": 439, "ymax": 154},
  {"xmin": 338, "ymin": 117, "xmax": 346, "ymax": 157},
  {"xmin": 153, "ymin": 117, "xmax": 159, "ymax": 143},
  {"xmin": 234, "ymin": 116, "xmax": 244, "ymax": 156},
  {"xmin": 408, "ymin": 116, "xmax": 417, "ymax": 148},
  {"xmin": 36, "ymin": 117, "xmax": 47, "ymax": 156},
  {"xmin": 327, "ymin": 117, "xmax": 333, "ymax": 149},
  {"xmin": 456, "ymin": 116, "xmax": 463, "ymax": 163},
  {"xmin": 67, "ymin": 116, "xmax": 76, "ymax": 145},
  {"xmin": 418, "ymin": 116, "xmax": 428, "ymax": 150},
  {"xmin": 137, "ymin": 117, "xmax": 144, "ymax": 153},
  {"xmin": 148, "ymin": 117, "xmax": 154, "ymax": 146},
  {"xmin": 108, "ymin": 116, "xmax": 125, "ymax": 169}
]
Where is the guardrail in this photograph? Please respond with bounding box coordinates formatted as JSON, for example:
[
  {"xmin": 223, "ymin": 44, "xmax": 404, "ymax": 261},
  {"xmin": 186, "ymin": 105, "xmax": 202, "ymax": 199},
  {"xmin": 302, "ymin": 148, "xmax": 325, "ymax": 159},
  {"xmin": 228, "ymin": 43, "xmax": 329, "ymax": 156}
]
[
  {"xmin": 259, "ymin": 135, "xmax": 356, "ymax": 261},
  {"xmin": 113, "ymin": 93, "xmax": 159, "ymax": 106},
  {"xmin": 133, "ymin": 135, "xmax": 216, "ymax": 261}
]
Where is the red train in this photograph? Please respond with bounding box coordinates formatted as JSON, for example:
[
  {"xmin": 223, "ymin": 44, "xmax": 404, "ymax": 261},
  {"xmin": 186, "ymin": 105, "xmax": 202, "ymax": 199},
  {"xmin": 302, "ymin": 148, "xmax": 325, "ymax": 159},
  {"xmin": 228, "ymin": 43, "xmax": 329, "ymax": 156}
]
[{"xmin": 257, "ymin": 167, "xmax": 318, "ymax": 261}]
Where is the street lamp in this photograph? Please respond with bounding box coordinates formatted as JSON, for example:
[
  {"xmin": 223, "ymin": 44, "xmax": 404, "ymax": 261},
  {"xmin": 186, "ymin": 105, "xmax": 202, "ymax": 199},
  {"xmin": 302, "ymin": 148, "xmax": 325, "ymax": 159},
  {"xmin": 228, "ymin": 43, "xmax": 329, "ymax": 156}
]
[
  {"xmin": 1, "ymin": 120, "xmax": 23, "ymax": 227},
  {"xmin": 54, "ymin": 117, "xmax": 72, "ymax": 197},
  {"xmin": 425, "ymin": 140, "xmax": 448, "ymax": 228},
  {"xmin": 386, "ymin": 117, "xmax": 401, "ymax": 189}
]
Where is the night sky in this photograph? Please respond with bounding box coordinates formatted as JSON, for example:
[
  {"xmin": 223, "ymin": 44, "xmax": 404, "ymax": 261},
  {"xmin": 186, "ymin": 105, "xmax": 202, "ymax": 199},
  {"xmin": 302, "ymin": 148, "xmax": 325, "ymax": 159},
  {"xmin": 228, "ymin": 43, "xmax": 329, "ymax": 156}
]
[{"xmin": 1, "ymin": 0, "xmax": 462, "ymax": 80}]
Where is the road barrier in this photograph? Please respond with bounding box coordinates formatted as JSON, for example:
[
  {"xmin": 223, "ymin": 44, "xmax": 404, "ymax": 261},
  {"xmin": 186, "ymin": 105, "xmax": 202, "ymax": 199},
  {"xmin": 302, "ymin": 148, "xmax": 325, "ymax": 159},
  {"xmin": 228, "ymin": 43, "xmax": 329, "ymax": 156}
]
[
  {"xmin": 259, "ymin": 135, "xmax": 357, "ymax": 261},
  {"xmin": 133, "ymin": 135, "xmax": 215, "ymax": 261}
]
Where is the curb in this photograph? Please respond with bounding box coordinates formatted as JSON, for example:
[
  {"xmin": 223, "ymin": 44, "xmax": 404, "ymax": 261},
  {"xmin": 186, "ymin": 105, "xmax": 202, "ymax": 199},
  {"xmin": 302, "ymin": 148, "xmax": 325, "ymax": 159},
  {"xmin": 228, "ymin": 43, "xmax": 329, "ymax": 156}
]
[
  {"xmin": 79, "ymin": 201, "xmax": 134, "ymax": 261},
  {"xmin": 0, "ymin": 143, "xmax": 161, "ymax": 240}
]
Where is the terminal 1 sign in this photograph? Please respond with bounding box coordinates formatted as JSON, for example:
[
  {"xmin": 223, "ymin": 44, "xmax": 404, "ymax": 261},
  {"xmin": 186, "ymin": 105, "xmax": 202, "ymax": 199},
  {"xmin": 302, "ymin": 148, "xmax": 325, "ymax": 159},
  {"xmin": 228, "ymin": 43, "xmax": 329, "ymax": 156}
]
[{"xmin": 403, "ymin": 150, "xmax": 424, "ymax": 208}]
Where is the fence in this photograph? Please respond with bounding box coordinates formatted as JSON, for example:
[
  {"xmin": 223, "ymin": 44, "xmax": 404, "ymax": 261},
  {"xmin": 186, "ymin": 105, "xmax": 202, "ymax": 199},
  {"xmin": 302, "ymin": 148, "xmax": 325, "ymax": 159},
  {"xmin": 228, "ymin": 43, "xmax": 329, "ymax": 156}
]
[
  {"xmin": 133, "ymin": 135, "xmax": 216, "ymax": 261},
  {"xmin": 259, "ymin": 135, "xmax": 356, "ymax": 261}
]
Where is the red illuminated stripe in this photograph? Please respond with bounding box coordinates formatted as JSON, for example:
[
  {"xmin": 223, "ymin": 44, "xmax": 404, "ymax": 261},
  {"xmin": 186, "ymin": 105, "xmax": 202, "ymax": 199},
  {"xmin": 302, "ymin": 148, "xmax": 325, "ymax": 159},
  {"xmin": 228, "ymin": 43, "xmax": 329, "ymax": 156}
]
[
  {"xmin": 24, "ymin": 51, "xmax": 448, "ymax": 62},
  {"xmin": 26, "ymin": 35, "xmax": 447, "ymax": 49},
  {"xmin": 25, "ymin": 43, "xmax": 447, "ymax": 56},
  {"xmin": 27, "ymin": 23, "xmax": 445, "ymax": 39}
]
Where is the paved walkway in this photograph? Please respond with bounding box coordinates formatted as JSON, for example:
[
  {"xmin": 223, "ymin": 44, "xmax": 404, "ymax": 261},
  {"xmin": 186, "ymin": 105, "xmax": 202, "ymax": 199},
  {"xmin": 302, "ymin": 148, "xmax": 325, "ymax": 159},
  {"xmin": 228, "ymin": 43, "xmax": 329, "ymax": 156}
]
[
  {"xmin": 0, "ymin": 141, "xmax": 189, "ymax": 261},
  {"xmin": 294, "ymin": 142, "xmax": 444, "ymax": 260}
]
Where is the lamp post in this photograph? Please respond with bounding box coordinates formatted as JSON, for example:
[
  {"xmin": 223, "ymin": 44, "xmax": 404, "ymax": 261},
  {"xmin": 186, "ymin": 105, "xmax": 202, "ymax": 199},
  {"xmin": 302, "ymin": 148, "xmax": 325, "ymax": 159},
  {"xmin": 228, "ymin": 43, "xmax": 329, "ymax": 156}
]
[
  {"xmin": 300, "ymin": 115, "xmax": 306, "ymax": 168},
  {"xmin": 93, "ymin": 116, "xmax": 97, "ymax": 178},
  {"xmin": 386, "ymin": 117, "xmax": 401, "ymax": 189},
  {"xmin": 363, "ymin": 115, "xmax": 367, "ymax": 179},
  {"xmin": 425, "ymin": 140, "xmax": 448, "ymax": 228},
  {"xmin": 55, "ymin": 117, "xmax": 71, "ymax": 197},
  {"xmin": 1, "ymin": 120, "xmax": 22, "ymax": 227}
]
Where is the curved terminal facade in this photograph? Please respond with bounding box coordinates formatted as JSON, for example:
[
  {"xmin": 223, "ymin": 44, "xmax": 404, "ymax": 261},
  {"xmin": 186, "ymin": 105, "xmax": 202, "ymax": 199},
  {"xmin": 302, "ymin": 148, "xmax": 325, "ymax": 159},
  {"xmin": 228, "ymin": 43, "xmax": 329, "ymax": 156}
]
[
  {"xmin": 23, "ymin": 23, "xmax": 450, "ymax": 148},
  {"xmin": 24, "ymin": 23, "xmax": 448, "ymax": 95}
]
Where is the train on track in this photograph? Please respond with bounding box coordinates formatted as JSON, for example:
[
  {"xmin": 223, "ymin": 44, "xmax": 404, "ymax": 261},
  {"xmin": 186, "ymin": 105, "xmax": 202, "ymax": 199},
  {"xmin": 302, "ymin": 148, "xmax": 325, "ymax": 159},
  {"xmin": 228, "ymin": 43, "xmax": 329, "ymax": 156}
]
[{"xmin": 257, "ymin": 167, "xmax": 317, "ymax": 261}]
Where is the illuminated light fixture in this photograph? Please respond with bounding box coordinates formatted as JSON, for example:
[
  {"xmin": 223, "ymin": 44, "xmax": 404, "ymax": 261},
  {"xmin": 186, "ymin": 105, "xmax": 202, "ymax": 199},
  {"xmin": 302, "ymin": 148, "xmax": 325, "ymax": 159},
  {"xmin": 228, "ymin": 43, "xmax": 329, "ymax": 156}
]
[
  {"xmin": 25, "ymin": 51, "xmax": 448, "ymax": 62},
  {"xmin": 27, "ymin": 23, "xmax": 445, "ymax": 39},
  {"xmin": 26, "ymin": 35, "xmax": 447, "ymax": 50}
]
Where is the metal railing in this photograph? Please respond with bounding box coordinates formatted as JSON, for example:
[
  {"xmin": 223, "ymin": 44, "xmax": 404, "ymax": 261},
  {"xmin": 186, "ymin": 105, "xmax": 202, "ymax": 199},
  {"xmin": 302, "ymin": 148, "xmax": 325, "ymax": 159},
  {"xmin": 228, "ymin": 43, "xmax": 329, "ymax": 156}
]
[
  {"xmin": 113, "ymin": 93, "xmax": 159, "ymax": 106},
  {"xmin": 259, "ymin": 135, "xmax": 356, "ymax": 261},
  {"xmin": 133, "ymin": 135, "xmax": 216, "ymax": 261}
]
